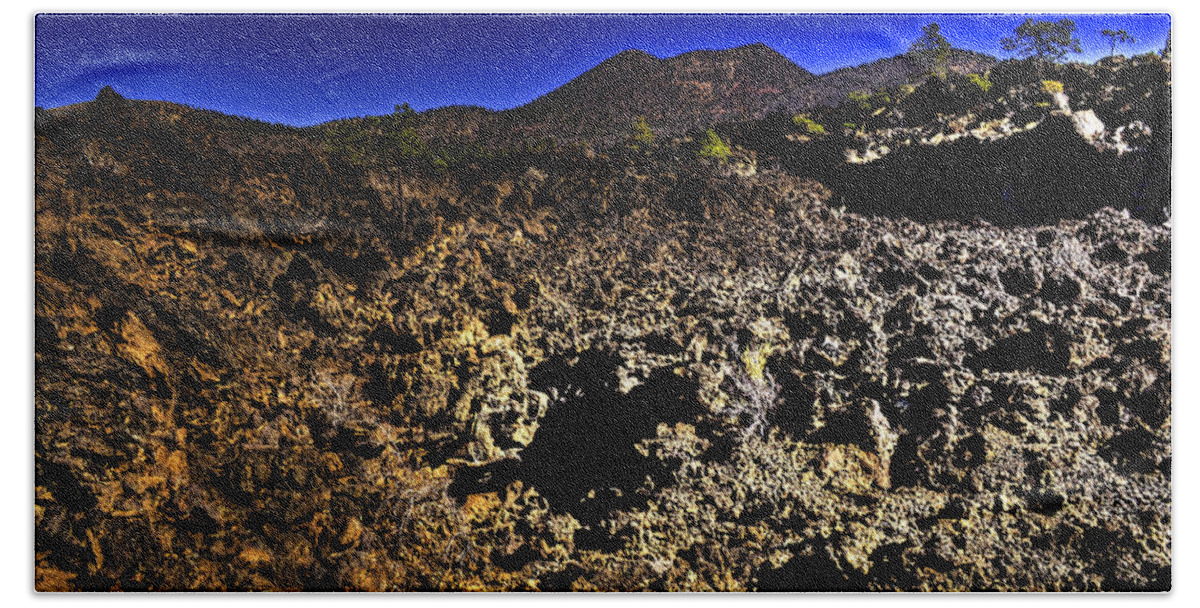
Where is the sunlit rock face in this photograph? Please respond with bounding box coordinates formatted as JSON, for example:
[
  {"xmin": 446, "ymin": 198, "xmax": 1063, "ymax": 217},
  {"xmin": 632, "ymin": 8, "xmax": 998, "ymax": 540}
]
[{"xmin": 36, "ymin": 51, "xmax": 1169, "ymax": 591}]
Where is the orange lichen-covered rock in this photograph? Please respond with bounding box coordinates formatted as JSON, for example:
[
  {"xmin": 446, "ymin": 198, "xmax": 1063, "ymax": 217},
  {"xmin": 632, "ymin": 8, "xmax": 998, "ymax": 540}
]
[{"xmin": 117, "ymin": 312, "xmax": 168, "ymax": 378}]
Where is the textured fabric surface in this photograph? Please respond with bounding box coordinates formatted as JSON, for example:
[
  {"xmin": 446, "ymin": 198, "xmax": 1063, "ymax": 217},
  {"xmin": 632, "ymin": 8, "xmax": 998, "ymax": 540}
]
[{"xmin": 34, "ymin": 14, "xmax": 1170, "ymax": 591}]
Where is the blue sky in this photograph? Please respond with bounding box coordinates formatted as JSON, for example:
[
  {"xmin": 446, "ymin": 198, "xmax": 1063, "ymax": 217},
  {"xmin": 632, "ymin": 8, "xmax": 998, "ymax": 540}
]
[{"xmin": 35, "ymin": 13, "xmax": 1171, "ymax": 126}]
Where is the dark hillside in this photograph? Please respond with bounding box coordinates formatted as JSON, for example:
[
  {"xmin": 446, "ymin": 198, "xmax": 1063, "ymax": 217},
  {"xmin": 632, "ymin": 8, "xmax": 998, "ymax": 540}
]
[
  {"xmin": 809, "ymin": 48, "xmax": 997, "ymax": 106},
  {"xmin": 490, "ymin": 43, "xmax": 817, "ymax": 144}
]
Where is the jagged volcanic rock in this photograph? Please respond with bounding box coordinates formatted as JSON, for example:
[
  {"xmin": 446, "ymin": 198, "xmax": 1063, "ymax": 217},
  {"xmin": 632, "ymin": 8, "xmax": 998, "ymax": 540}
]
[{"xmin": 35, "ymin": 51, "xmax": 1169, "ymax": 591}]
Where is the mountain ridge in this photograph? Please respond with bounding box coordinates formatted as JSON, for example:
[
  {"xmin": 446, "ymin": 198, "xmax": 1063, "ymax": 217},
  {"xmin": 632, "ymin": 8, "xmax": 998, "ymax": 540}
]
[
  {"xmin": 47, "ymin": 43, "xmax": 997, "ymax": 143},
  {"xmin": 453, "ymin": 43, "xmax": 996, "ymax": 143}
]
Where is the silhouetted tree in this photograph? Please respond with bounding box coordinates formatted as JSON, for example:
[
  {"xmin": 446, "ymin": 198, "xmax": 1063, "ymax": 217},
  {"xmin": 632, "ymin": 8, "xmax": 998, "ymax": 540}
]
[
  {"xmin": 393, "ymin": 102, "xmax": 418, "ymax": 128},
  {"xmin": 1101, "ymin": 28, "xmax": 1137, "ymax": 58},
  {"xmin": 1001, "ymin": 18, "xmax": 1082, "ymax": 64},
  {"xmin": 909, "ymin": 22, "xmax": 953, "ymax": 79}
]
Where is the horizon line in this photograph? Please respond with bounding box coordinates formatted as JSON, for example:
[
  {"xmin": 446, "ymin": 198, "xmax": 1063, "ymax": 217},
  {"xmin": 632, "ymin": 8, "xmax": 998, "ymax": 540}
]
[{"xmin": 38, "ymin": 41, "xmax": 1163, "ymax": 129}]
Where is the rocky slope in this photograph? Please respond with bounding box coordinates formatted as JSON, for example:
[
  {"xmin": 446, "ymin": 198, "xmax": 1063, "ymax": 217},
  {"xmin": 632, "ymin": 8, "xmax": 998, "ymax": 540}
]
[
  {"xmin": 805, "ymin": 48, "xmax": 995, "ymax": 107},
  {"xmin": 35, "ymin": 56, "xmax": 1170, "ymax": 591},
  {"xmin": 730, "ymin": 53, "xmax": 1172, "ymax": 225}
]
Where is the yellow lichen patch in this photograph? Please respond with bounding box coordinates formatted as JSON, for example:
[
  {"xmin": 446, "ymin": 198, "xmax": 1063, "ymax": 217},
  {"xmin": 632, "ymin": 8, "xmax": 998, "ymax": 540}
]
[
  {"xmin": 741, "ymin": 345, "xmax": 769, "ymax": 381},
  {"xmin": 35, "ymin": 560, "xmax": 78, "ymax": 592},
  {"xmin": 339, "ymin": 517, "xmax": 364, "ymax": 546},
  {"xmin": 463, "ymin": 492, "xmax": 502, "ymax": 522},
  {"xmin": 821, "ymin": 443, "xmax": 886, "ymax": 494},
  {"xmin": 86, "ymin": 528, "xmax": 104, "ymax": 574},
  {"xmin": 841, "ymin": 521, "xmax": 882, "ymax": 574},
  {"xmin": 36, "ymin": 272, "xmax": 100, "ymax": 338},
  {"xmin": 191, "ymin": 358, "xmax": 222, "ymax": 383},
  {"xmin": 95, "ymin": 479, "xmax": 126, "ymax": 515},
  {"xmin": 1067, "ymin": 320, "xmax": 1110, "ymax": 370},
  {"xmin": 117, "ymin": 312, "xmax": 168, "ymax": 377},
  {"xmin": 231, "ymin": 173, "xmax": 298, "ymax": 207},
  {"xmin": 238, "ymin": 547, "xmax": 272, "ymax": 567},
  {"xmin": 163, "ymin": 449, "xmax": 188, "ymax": 488},
  {"xmin": 322, "ymin": 452, "xmax": 344, "ymax": 474}
]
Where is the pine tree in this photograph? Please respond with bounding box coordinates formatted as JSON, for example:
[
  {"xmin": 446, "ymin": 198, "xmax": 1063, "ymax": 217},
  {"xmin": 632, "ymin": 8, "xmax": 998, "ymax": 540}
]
[
  {"xmin": 1101, "ymin": 28, "xmax": 1136, "ymax": 58},
  {"xmin": 909, "ymin": 22, "xmax": 953, "ymax": 80},
  {"xmin": 1001, "ymin": 18, "xmax": 1083, "ymax": 64}
]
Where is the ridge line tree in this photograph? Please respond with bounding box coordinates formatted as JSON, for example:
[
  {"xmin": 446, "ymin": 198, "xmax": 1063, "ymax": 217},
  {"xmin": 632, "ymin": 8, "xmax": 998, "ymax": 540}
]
[
  {"xmin": 910, "ymin": 22, "xmax": 953, "ymax": 80},
  {"xmin": 1001, "ymin": 18, "xmax": 1083, "ymax": 70},
  {"xmin": 1101, "ymin": 28, "xmax": 1137, "ymax": 58}
]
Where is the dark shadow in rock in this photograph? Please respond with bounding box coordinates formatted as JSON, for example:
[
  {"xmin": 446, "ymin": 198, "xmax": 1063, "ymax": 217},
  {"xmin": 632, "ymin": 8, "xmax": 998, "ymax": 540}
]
[
  {"xmin": 366, "ymin": 323, "xmax": 421, "ymax": 356},
  {"xmin": 308, "ymin": 241, "xmax": 388, "ymax": 283},
  {"xmin": 492, "ymin": 542, "xmax": 540, "ymax": 573},
  {"xmin": 642, "ymin": 332, "xmax": 682, "ymax": 355},
  {"xmin": 1027, "ymin": 491, "xmax": 1066, "ymax": 515},
  {"xmin": 537, "ymin": 564, "xmax": 588, "ymax": 591},
  {"xmin": 753, "ymin": 542, "xmax": 864, "ymax": 591},
  {"xmin": 1000, "ymin": 267, "xmax": 1040, "ymax": 296},
  {"xmin": 1042, "ymin": 275, "xmax": 1082, "ymax": 304},
  {"xmin": 889, "ymin": 434, "xmax": 927, "ymax": 489},
  {"xmin": 176, "ymin": 506, "xmax": 221, "ymax": 535},
  {"xmin": 1138, "ymin": 246, "xmax": 1170, "ymax": 275},
  {"xmin": 94, "ymin": 302, "xmax": 128, "ymax": 332},
  {"xmin": 797, "ymin": 116, "xmax": 1166, "ymax": 225},
  {"xmin": 300, "ymin": 568, "xmax": 343, "ymax": 592},
  {"xmin": 484, "ymin": 302, "xmax": 517, "ymax": 337},
  {"xmin": 37, "ymin": 459, "xmax": 96, "ymax": 513},
  {"xmin": 767, "ymin": 355, "xmax": 818, "ymax": 438},
  {"xmin": 808, "ymin": 410, "xmax": 876, "ymax": 452},
  {"xmin": 877, "ymin": 267, "xmax": 919, "ymax": 292},
  {"xmin": 965, "ymin": 325, "xmax": 1070, "ymax": 375},
  {"xmin": 1101, "ymin": 426, "xmax": 1162, "ymax": 475},
  {"xmin": 273, "ymin": 255, "xmax": 334, "ymax": 334},
  {"xmin": 1094, "ymin": 241, "xmax": 1129, "ymax": 263},
  {"xmin": 487, "ymin": 351, "xmax": 704, "ymax": 550},
  {"xmin": 862, "ymin": 542, "xmax": 921, "ymax": 590},
  {"xmin": 361, "ymin": 364, "xmax": 402, "ymax": 412},
  {"xmin": 888, "ymin": 382, "xmax": 955, "ymax": 489}
]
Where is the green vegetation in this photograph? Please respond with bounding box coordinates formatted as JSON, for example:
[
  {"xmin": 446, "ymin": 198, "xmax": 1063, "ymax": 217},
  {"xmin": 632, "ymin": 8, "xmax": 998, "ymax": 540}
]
[
  {"xmin": 1001, "ymin": 18, "xmax": 1082, "ymax": 64},
  {"xmin": 847, "ymin": 88, "xmax": 892, "ymax": 113},
  {"xmin": 697, "ymin": 129, "xmax": 731, "ymax": 163},
  {"xmin": 319, "ymin": 103, "xmax": 569, "ymax": 173},
  {"xmin": 321, "ymin": 102, "xmax": 438, "ymax": 169},
  {"xmin": 847, "ymin": 90, "xmax": 872, "ymax": 111},
  {"xmin": 629, "ymin": 115, "xmax": 655, "ymax": 152},
  {"xmin": 909, "ymin": 22, "xmax": 952, "ymax": 79},
  {"xmin": 1101, "ymin": 28, "xmax": 1137, "ymax": 58},
  {"xmin": 968, "ymin": 72, "xmax": 993, "ymax": 93},
  {"xmin": 792, "ymin": 114, "xmax": 826, "ymax": 135}
]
